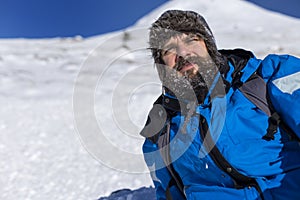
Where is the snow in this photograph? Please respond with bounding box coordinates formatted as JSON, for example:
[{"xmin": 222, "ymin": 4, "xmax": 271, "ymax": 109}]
[{"xmin": 1, "ymin": 0, "xmax": 300, "ymax": 199}]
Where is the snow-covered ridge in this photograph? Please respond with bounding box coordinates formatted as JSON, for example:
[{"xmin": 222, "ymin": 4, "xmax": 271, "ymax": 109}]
[
  {"xmin": 135, "ymin": 0, "xmax": 300, "ymax": 57},
  {"xmin": 1, "ymin": 0, "xmax": 300, "ymax": 199}
]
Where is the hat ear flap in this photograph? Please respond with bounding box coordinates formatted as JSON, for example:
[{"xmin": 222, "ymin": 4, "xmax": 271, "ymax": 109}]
[{"xmin": 155, "ymin": 63, "xmax": 166, "ymax": 82}]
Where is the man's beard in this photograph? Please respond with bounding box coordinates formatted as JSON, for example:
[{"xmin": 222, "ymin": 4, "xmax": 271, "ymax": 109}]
[{"xmin": 160, "ymin": 55, "xmax": 218, "ymax": 103}]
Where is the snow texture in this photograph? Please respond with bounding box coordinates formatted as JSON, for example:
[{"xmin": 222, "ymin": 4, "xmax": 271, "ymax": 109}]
[{"xmin": 1, "ymin": 0, "xmax": 300, "ymax": 199}]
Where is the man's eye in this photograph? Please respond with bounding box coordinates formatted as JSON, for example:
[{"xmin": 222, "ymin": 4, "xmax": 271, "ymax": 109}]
[
  {"xmin": 187, "ymin": 37, "xmax": 199, "ymax": 43},
  {"xmin": 163, "ymin": 48, "xmax": 175, "ymax": 56}
]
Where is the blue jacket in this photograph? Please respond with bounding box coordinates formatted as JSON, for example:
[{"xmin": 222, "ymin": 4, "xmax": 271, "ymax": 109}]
[{"xmin": 142, "ymin": 49, "xmax": 300, "ymax": 200}]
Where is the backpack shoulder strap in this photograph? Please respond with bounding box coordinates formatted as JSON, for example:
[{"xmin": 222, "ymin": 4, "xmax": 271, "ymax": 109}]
[
  {"xmin": 199, "ymin": 115, "xmax": 265, "ymax": 199},
  {"xmin": 157, "ymin": 122, "xmax": 186, "ymax": 199},
  {"xmin": 234, "ymin": 69, "xmax": 281, "ymax": 141},
  {"xmin": 239, "ymin": 73, "xmax": 271, "ymax": 116},
  {"xmin": 237, "ymin": 72, "xmax": 299, "ymax": 141},
  {"xmin": 140, "ymin": 95, "xmax": 186, "ymax": 199}
]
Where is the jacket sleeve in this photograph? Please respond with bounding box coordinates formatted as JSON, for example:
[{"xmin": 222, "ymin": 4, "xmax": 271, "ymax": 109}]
[
  {"xmin": 142, "ymin": 138, "xmax": 169, "ymax": 199},
  {"xmin": 142, "ymin": 138, "xmax": 184, "ymax": 200},
  {"xmin": 258, "ymin": 54, "xmax": 300, "ymax": 137}
]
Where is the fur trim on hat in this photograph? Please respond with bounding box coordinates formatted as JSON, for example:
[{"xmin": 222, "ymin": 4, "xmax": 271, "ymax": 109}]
[{"xmin": 149, "ymin": 10, "xmax": 225, "ymax": 71}]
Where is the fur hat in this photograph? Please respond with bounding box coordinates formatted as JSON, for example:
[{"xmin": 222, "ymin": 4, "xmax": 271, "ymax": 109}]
[{"xmin": 149, "ymin": 10, "xmax": 224, "ymax": 69}]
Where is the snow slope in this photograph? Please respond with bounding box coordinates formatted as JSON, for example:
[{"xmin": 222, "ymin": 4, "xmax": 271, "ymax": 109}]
[{"xmin": 1, "ymin": 0, "xmax": 300, "ymax": 199}]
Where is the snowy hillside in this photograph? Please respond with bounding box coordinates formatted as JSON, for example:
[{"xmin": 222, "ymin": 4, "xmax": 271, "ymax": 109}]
[{"xmin": 1, "ymin": 0, "xmax": 300, "ymax": 199}]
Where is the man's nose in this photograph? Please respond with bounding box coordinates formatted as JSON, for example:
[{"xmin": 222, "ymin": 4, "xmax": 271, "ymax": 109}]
[{"xmin": 176, "ymin": 44, "xmax": 191, "ymax": 58}]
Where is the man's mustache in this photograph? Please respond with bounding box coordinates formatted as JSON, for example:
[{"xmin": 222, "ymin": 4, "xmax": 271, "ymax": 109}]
[
  {"xmin": 174, "ymin": 56, "xmax": 199, "ymax": 72},
  {"xmin": 174, "ymin": 56, "xmax": 190, "ymax": 71}
]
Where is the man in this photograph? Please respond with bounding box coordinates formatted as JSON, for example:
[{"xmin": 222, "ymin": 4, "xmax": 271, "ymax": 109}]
[{"xmin": 140, "ymin": 10, "xmax": 300, "ymax": 199}]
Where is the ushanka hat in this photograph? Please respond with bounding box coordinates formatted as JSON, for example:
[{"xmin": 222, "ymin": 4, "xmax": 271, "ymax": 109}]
[{"xmin": 149, "ymin": 10, "xmax": 224, "ymax": 69}]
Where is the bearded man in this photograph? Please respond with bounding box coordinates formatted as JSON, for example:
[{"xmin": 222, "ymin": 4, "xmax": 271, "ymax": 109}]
[{"xmin": 141, "ymin": 10, "xmax": 300, "ymax": 200}]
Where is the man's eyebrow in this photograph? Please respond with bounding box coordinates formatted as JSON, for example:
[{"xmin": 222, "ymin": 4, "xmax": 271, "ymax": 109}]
[
  {"xmin": 184, "ymin": 34, "xmax": 199, "ymax": 41},
  {"xmin": 162, "ymin": 42, "xmax": 176, "ymax": 51}
]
